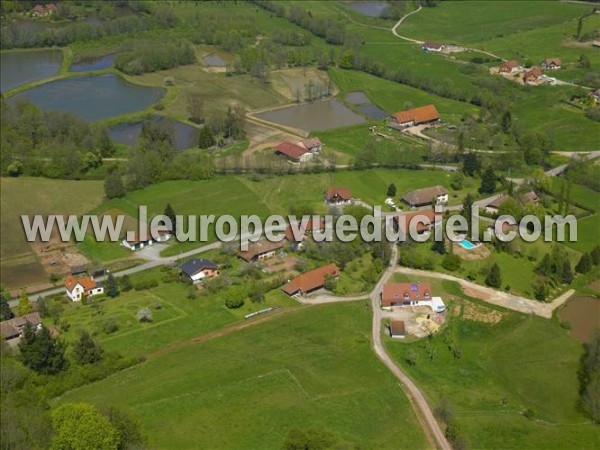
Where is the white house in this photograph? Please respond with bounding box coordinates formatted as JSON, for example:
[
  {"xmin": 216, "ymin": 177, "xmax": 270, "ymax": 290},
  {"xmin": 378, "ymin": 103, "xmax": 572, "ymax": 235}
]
[
  {"xmin": 64, "ymin": 275, "xmax": 104, "ymax": 302},
  {"xmin": 381, "ymin": 282, "xmax": 446, "ymax": 312},
  {"xmin": 121, "ymin": 226, "xmax": 172, "ymax": 251},
  {"xmin": 274, "ymin": 142, "xmax": 313, "ymax": 163},
  {"xmin": 301, "ymin": 137, "xmax": 323, "ymax": 153},
  {"xmin": 0, "ymin": 312, "xmax": 42, "ymax": 345}
]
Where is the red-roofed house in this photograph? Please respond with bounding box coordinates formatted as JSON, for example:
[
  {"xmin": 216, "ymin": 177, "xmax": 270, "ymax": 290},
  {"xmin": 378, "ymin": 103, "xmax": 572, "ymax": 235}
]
[
  {"xmin": 422, "ymin": 42, "xmax": 445, "ymax": 52},
  {"xmin": 499, "ymin": 60, "xmax": 520, "ymax": 73},
  {"xmin": 31, "ymin": 3, "xmax": 55, "ymax": 16},
  {"xmin": 541, "ymin": 58, "xmax": 561, "ymax": 70},
  {"xmin": 285, "ymin": 218, "xmax": 325, "ymax": 244},
  {"xmin": 275, "ymin": 142, "xmax": 313, "ymax": 163},
  {"xmin": 381, "ymin": 282, "xmax": 445, "ymax": 312},
  {"xmin": 523, "ymin": 67, "xmax": 543, "ymax": 84},
  {"xmin": 393, "ymin": 209, "xmax": 441, "ymax": 238},
  {"xmin": 281, "ymin": 263, "xmax": 339, "ymax": 296},
  {"xmin": 324, "ymin": 187, "xmax": 353, "ymax": 206},
  {"xmin": 64, "ymin": 275, "xmax": 104, "ymax": 302},
  {"xmin": 390, "ymin": 105, "xmax": 440, "ymax": 128},
  {"xmin": 301, "ymin": 137, "xmax": 323, "ymax": 153}
]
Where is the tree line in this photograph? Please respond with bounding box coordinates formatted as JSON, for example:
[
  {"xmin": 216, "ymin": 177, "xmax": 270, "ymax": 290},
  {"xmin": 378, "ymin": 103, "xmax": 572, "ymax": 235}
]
[{"xmin": 114, "ymin": 38, "xmax": 196, "ymax": 75}]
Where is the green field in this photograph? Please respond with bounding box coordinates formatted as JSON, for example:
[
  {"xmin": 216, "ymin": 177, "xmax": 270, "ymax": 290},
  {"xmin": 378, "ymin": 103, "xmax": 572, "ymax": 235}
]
[
  {"xmin": 56, "ymin": 302, "xmax": 428, "ymax": 449},
  {"xmin": 385, "ymin": 286, "xmax": 597, "ymax": 449}
]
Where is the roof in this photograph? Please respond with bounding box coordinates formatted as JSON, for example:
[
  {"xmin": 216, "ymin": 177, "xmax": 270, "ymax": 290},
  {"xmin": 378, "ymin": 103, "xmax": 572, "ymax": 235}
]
[
  {"xmin": 522, "ymin": 190, "xmax": 539, "ymax": 204},
  {"xmin": 401, "ymin": 185, "xmax": 448, "ymax": 206},
  {"xmin": 524, "ymin": 67, "xmax": 543, "ymax": 80},
  {"xmin": 1, "ymin": 312, "xmax": 41, "ymax": 340},
  {"xmin": 285, "ymin": 218, "xmax": 325, "ymax": 242},
  {"xmin": 275, "ymin": 142, "xmax": 309, "ymax": 160},
  {"xmin": 393, "ymin": 209, "xmax": 440, "ymax": 234},
  {"xmin": 302, "ymin": 138, "xmax": 322, "ymax": 149},
  {"xmin": 64, "ymin": 275, "xmax": 97, "ymax": 292},
  {"xmin": 325, "ymin": 187, "xmax": 352, "ymax": 202},
  {"xmin": 125, "ymin": 226, "xmax": 171, "ymax": 245},
  {"xmin": 486, "ymin": 194, "xmax": 510, "ymax": 209},
  {"xmin": 542, "ymin": 58, "xmax": 561, "ymax": 66},
  {"xmin": 281, "ymin": 263, "xmax": 339, "ymax": 295},
  {"xmin": 180, "ymin": 258, "xmax": 217, "ymax": 276},
  {"xmin": 238, "ymin": 239, "xmax": 285, "ymax": 262},
  {"xmin": 390, "ymin": 320, "xmax": 406, "ymax": 336},
  {"xmin": 500, "ymin": 60, "xmax": 519, "ymax": 71},
  {"xmin": 423, "ymin": 42, "xmax": 443, "ymax": 50},
  {"xmin": 382, "ymin": 282, "xmax": 433, "ymax": 307},
  {"xmin": 392, "ymin": 104, "xmax": 440, "ymax": 125}
]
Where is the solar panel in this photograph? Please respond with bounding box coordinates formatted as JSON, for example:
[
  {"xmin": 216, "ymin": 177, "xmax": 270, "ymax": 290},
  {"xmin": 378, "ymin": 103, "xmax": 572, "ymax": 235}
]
[{"xmin": 410, "ymin": 283, "xmax": 418, "ymax": 291}]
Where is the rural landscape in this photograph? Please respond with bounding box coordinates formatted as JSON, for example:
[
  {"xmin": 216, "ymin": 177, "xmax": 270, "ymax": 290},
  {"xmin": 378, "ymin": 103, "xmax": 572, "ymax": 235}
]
[{"xmin": 0, "ymin": 0, "xmax": 599, "ymax": 449}]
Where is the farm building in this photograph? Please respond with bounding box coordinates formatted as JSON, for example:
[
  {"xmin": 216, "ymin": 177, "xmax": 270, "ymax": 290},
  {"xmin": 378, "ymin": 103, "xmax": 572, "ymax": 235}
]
[
  {"xmin": 285, "ymin": 218, "xmax": 325, "ymax": 244},
  {"xmin": 121, "ymin": 226, "xmax": 172, "ymax": 251},
  {"xmin": 302, "ymin": 137, "xmax": 323, "ymax": 153},
  {"xmin": 484, "ymin": 194, "xmax": 510, "ymax": 215},
  {"xmin": 281, "ymin": 263, "xmax": 339, "ymax": 296},
  {"xmin": 422, "ymin": 42, "xmax": 445, "ymax": 52},
  {"xmin": 499, "ymin": 60, "xmax": 520, "ymax": 73},
  {"xmin": 324, "ymin": 187, "xmax": 353, "ymax": 205},
  {"xmin": 593, "ymin": 89, "xmax": 600, "ymax": 103},
  {"xmin": 401, "ymin": 185, "xmax": 448, "ymax": 208},
  {"xmin": 238, "ymin": 239, "xmax": 285, "ymax": 262},
  {"xmin": 0, "ymin": 313, "xmax": 42, "ymax": 345},
  {"xmin": 392, "ymin": 209, "xmax": 441, "ymax": 239},
  {"xmin": 381, "ymin": 282, "xmax": 445, "ymax": 312},
  {"xmin": 541, "ymin": 58, "xmax": 561, "ymax": 70},
  {"xmin": 389, "ymin": 320, "xmax": 406, "ymax": 339},
  {"xmin": 31, "ymin": 3, "xmax": 55, "ymax": 17},
  {"xmin": 523, "ymin": 67, "xmax": 543, "ymax": 84},
  {"xmin": 180, "ymin": 258, "xmax": 219, "ymax": 284},
  {"xmin": 390, "ymin": 105, "xmax": 440, "ymax": 128},
  {"xmin": 64, "ymin": 275, "xmax": 104, "ymax": 302},
  {"xmin": 274, "ymin": 142, "xmax": 313, "ymax": 163},
  {"xmin": 521, "ymin": 190, "xmax": 539, "ymax": 204}
]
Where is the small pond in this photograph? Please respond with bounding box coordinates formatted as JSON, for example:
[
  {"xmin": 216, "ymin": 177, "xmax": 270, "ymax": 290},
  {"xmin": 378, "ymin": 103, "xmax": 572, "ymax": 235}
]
[
  {"xmin": 1, "ymin": 49, "xmax": 63, "ymax": 93},
  {"xmin": 109, "ymin": 117, "xmax": 199, "ymax": 151},
  {"xmin": 203, "ymin": 54, "xmax": 228, "ymax": 67},
  {"xmin": 357, "ymin": 104, "xmax": 388, "ymax": 119},
  {"xmin": 12, "ymin": 73, "xmax": 165, "ymax": 122},
  {"xmin": 255, "ymin": 99, "xmax": 366, "ymax": 131},
  {"xmin": 70, "ymin": 53, "xmax": 115, "ymax": 72},
  {"xmin": 559, "ymin": 296, "xmax": 600, "ymax": 343},
  {"xmin": 344, "ymin": 1, "xmax": 388, "ymax": 17}
]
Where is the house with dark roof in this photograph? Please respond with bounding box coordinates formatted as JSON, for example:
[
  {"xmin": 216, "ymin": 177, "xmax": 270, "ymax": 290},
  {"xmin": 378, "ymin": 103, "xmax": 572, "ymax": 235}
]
[
  {"xmin": 238, "ymin": 239, "xmax": 285, "ymax": 262},
  {"xmin": 324, "ymin": 187, "xmax": 353, "ymax": 206},
  {"xmin": 121, "ymin": 226, "xmax": 172, "ymax": 251},
  {"xmin": 381, "ymin": 282, "xmax": 445, "ymax": 312},
  {"xmin": 64, "ymin": 275, "xmax": 104, "ymax": 302},
  {"xmin": 499, "ymin": 60, "xmax": 520, "ymax": 73},
  {"xmin": 401, "ymin": 185, "xmax": 448, "ymax": 208},
  {"xmin": 390, "ymin": 105, "xmax": 440, "ymax": 128},
  {"xmin": 484, "ymin": 194, "xmax": 510, "ymax": 214},
  {"xmin": 541, "ymin": 58, "xmax": 561, "ymax": 70},
  {"xmin": 180, "ymin": 258, "xmax": 219, "ymax": 284},
  {"xmin": 389, "ymin": 320, "xmax": 406, "ymax": 339},
  {"xmin": 1, "ymin": 313, "xmax": 42, "ymax": 344},
  {"xmin": 281, "ymin": 263, "xmax": 339, "ymax": 296},
  {"xmin": 275, "ymin": 142, "xmax": 313, "ymax": 163},
  {"xmin": 422, "ymin": 42, "xmax": 445, "ymax": 52}
]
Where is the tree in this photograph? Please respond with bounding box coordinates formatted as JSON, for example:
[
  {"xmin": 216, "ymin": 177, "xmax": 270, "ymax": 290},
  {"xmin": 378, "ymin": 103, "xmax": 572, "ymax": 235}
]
[
  {"xmin": 462, "ymin": 152, "xmax": 480, "ymax": 176},
  {"xmin": 1, "ymin": 294, "xmax": 14, "ymax": 321},
  {"xmin": 36, "ymin": 296, "xmax": 50, "ymax": 318},
  {"xmin": 99, "ymin": 406, "xmax": 146, "ymax": 450},
  {"xmin": 450, "ymin": 172, "xmax": 464, "ymax": 191},
  {"xmin": 576, "ymin": 253, "xmax": 593, "ymax": 274},
  {"xmin": 18, "ymin": 325, "xmax": 67, "ymax": 375},
  {"xmin": 72, "ymin": 331, "xmax": 103, "ymax": 365},
  {"xmin": 561, "ymin": 258, "xmax": 574, "ymax": 284},
  {"xmin": 479, "ymin": 167, "xmax": 497, "ymax": 194},
  {"xmin": 578, "ymin": 54, "xmax": 591, "ymax": 69},
  {"xmin": 501, "ymin": 110, "xmax": 512, "ymax": 133},
  {"xmin": 533, "ymin": 279, "xmax": 548, "ymax": 301},
  {"xmin": 105, "ymin": 274, "xmax": 119, "ymax": 298},
  {"xmin": 225, "ymin": 297, "xmax": 244, "ymax": 309},
  {"xmin": 386, "ymin": 183, "xmax": 397, "ymax": 198},
  {"xmin": 575, "ymin": 16, "xmax": 583, "ymax": 39},
  {"xmin": 442, "ymin": 254, "xmax": 461, "ymax": 271},
  {"xmin": 104, "ymin": 171, "xmax": 125, "ymax": 199},
  {"xmin": 324, "ymin": 274, "xmax": 337, "ymax": 291},
  {"xmin": 462, "ymin": 193, "xmax": 474, "ymax": 234},
  {"xmin": 485, "ymin": 263, "xmax": 502, "ymax": 288},
  {"xmin": 591, "ymin": 245, "xmax": 600, "ymax": 266},
  {"xmin": 198, "ymin": 125, "xmax": 215, "ymax": 149},
  {"xmin": 18, "ymin": 291, "xmax": 33, "ymax": 316},
  {"xmin": 283, "ymin": 428, "xmax": 338, "ymax": 450},
  {"xmin": 164, "ymin": 203, "xmax": 176, "ymax": 233},
  {"xmin": 187, "ymin": 92, "xmax": 204, "ymax": 124},
  {"xmin": 95, "ymin": 125, "xmax": 115, "ymax": 157},
  {"xmin": 432, "ymin": 232, "xmax": 446, "ymax": 255},
  {"xmin": 51, "ymin": 403, "xmax": 119, "ymax": 450},
  {"xmin": 119, "ymin": 275, "xmax": 132, "ymax": 292}
]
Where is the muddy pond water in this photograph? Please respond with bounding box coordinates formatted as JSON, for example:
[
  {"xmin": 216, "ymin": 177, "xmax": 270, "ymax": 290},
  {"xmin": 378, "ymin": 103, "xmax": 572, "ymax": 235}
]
[{"xmin": 559, "ymin": 296, "xmax": 600, "ymax": 343}]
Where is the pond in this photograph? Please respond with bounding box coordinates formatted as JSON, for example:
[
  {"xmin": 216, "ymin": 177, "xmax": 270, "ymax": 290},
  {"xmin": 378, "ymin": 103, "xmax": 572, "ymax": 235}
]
[
  {"xmin": 255, "ymin": 99, "xmax": 366, "ymax": 131},
  {"xmin": 343, "ymin": 1, "xmax": 388, "ymax": 17},
  {"xmin": 559, "ymin": 296, "xmax": 600, "ymax": 343},
  {"xmin": 109, "ymin": 117, "xmax": 200, "ymax": 151},
  {"xmin": 70, "ymin": 53, "xmax": 115, "ymax": 72},
  {"xmin": 203, "ymin": 54, "xmax": 228, "ymax": 67},
  {"xmin": 1, "ymin": 49, "xmax": 63, "ymax": 93},
  {"xmin": 12, "ymin": 73, "xmax": 165, "ymax": 122},
  {"xmin": 357, "ymin": 104, "xmax": 389, "ymax": 119}
]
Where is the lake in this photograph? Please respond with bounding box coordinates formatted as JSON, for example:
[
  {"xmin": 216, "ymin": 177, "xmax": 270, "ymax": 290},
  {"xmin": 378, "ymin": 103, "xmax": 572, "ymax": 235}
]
[
  {"xmin": 70, "ymin": 54, "xmax": 115, "ymax": 72},
  {"xmin": 1, "ymin": 49, "xmax": 63, "ymax": 93},
  {"xmin": 109, "ymin": 117, "xmax": 200, "ymax": 151},
  {"xmin": 255, "ymin": 99, "xmax": 366, "ymax": 131},
  {"xmin": 12, "ymin": 74, "xmax": 165, "ymax": 122},
  {"xmin": 344, "ymin": 1, "xmax": 388, "ymax": 17},
  {"xmin": 559, "ymin": 296, "xmax": 600, "ymax": 343}
]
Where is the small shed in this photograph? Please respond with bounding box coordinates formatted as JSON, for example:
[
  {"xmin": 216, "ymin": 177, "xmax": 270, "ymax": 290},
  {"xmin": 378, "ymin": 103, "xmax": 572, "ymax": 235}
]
[{"xmin": 389, "ymin": 320, "xmax": 406, "ymax": 339}]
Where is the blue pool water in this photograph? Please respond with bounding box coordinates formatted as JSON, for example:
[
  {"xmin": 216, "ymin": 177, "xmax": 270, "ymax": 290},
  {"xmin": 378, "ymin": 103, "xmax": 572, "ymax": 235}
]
[{"xmin": 459, "ymin": 239, "xmax": 476, "ymax": 250}]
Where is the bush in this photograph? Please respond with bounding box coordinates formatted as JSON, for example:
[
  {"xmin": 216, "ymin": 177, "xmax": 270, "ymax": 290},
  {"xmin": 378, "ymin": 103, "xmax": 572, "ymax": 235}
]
[
  {"xmin": 225, "ymin": 297, "xmax": 244, "ymax": 309},
  {"xmin": 136, "ymin": 308, "xmax": 153, "ymax": 323},
  {"xmin": 442, "ymin": 254, "xmax": 462, "ymax": 271},
  {"xmin": 133, "ymin": 279, "xmax": 159, "ymax": 291},
  {"xmin": 103, "ymin": 318, "xmax": 119, "ymax": 335}
]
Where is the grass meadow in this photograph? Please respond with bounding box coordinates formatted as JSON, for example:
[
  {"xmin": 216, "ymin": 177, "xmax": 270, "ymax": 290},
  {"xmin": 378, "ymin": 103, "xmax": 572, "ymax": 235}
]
[
  {"xmin": 385, "ymin": 283, "xmax": 597, "ymax": 449},
  {"xmin": 56, "ymin": 302, "xmax": 428, "ymax": 449}
]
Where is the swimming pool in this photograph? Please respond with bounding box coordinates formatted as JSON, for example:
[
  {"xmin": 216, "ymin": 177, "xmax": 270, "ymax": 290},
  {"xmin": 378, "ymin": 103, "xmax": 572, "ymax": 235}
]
[{"xmin": 459, "ymin": 239, "xmax": 476, "ymax": 250}]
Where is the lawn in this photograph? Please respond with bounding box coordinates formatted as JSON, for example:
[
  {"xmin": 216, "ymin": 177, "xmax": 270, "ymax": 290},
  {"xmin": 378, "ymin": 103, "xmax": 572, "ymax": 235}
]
[
  {"xmin": 56, "ymin": 302, "xmax": 428, "ymax": 449},
  {"xmin": 385, "ymin": 292, "xmax": 597, "ymax": 449}
]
